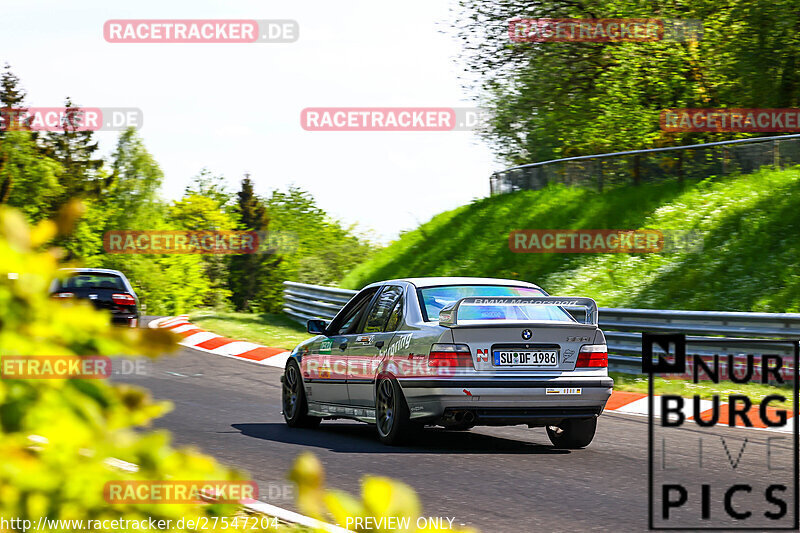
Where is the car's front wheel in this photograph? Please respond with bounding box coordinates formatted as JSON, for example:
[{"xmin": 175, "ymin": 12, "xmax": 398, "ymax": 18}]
[
  {"xmin": 546, "ymin": 417, "xmax": 597, "ymax": 449},
  {"xmin": 282, "ymin": 360, "xmax": 321, "ymax": 428},
  {"xmin": 375, "ymin": 378, "xmax": 414, "ymax": 445}
]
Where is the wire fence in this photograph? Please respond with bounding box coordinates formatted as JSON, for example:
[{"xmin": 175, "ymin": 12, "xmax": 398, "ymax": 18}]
[{"xmin": 490, "ymin": 134, "xmax": 800, "ymax": 194}]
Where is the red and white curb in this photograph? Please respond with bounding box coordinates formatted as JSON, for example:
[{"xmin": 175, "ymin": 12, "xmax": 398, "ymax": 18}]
[
  {"xmin": 149, "ymin": 315, "xmax": 290, "ymax": 369},
  {"xmin": 605, "ymin": 390, "xmax": 794, "ymax": 434}
]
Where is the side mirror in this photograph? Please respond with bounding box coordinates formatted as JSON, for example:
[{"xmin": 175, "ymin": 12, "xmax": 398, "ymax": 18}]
[{"xmin": 307, "ymin": 319, "xmax": 328, "ymax": 335}]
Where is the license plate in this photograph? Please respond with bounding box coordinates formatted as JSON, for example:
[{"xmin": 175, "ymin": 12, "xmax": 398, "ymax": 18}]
[{"xmin": 493, "ymin": 350, "xmax": 558, "ymax": 366}]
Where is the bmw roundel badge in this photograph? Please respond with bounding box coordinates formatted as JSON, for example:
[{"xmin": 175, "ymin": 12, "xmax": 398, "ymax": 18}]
[{"xmin": 521, "ymin": 329, "xmax": 533, "ymax": 340}]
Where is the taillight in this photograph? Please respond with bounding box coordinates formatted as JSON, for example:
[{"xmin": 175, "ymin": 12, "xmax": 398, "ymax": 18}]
[
  {"xmin": 112, "ymin": 293, "xmax": 136, "ymax": 306},
  {"xmin": 576, "ymin": 344, "xmax": 608, "ymax": 368},
  {"xmin": 428, "ymin": 344, "xmax": 473, "ymax": 367},
  {"xmin": 51, "ymin": 292, "xmax": 75, "ymax": 299}
]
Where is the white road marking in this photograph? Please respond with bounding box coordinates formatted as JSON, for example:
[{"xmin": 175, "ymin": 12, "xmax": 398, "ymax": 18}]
[{"xmin": 242, "ymin": 499, "xmax": 352, "ymax": 533}]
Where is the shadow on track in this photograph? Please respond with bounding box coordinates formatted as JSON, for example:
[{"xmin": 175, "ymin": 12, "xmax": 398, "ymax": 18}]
[{"xmin": 231, "ymin": 422, "xmax": 570, "ymax": 454}]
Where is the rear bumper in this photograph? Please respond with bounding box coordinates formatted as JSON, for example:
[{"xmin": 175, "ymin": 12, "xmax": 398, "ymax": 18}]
[
  {"xmin": 111, "ymin": 313, "xmax": 139, "ymax": 327},
  {"xmin": 443, "ymin": 406, "xmax": 603, "ymax": 426},
  {"xmin": 398, "ymin": 377, "xmax": 612, "ymax": 425},
  {"xmin": 399, "ymin": 378, "xmax": 613, "ymax": 389}
]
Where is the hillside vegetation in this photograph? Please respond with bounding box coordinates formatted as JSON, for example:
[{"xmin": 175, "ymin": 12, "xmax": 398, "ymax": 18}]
[{"xmin": 341, "ymin": 168, "xmax": 800, "ymax": 312}]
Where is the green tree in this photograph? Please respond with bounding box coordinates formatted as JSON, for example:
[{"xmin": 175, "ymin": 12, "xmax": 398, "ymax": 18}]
[
  {"xmin": 267, "ymin": 186, "xmax": 375, "ymax": 287},
  {"xmin": 236, "ymin": 174, "xmax": 269, "ymax": 230},
  {"xmin": 68, "ymin": 129, "xmax": 213, "ymax": 315},
  {"xmin": 184, "ymin": 168, "xmax": 235, "ymax": 211},
  {"xmin": 229, "ymin": 175, "xmax": 270, "ymax": 311},
  {"xmin": 229, "ymin": 186, "xmax": 376, "ymax": 313},
  {"xmin": 0, "ymin": 130, "xmax": 62, "ymax": 221},
  {"xmin": 169, "ymin": 192, "xmax": 237, "ymax": 309},
  {"xmin": 64, "ymin": 128, "xmax": 165, "ymax": 261},
  {"xmin": 0, "ymin": 64, "xmax": 61, "ymax": 216},
  {"xmin": 41, "ymin": 98, "xmax": 106, "ymax": 211},
  {"xmin": 0, "ymin": 62, "xmax": 26, "ymax": 108},
  {"xmin": 454, "ymin": 0, "xmax": 800, "ymax": 165},
  {"xmin": 105, "ymin": 128, "xmax": 164, "ymax": 228},
  {"xmin": 0, "ymin": 206, "xmax": 268, "ymax": 532}
]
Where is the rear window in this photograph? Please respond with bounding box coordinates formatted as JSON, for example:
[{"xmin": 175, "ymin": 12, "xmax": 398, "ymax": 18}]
[
  {"xmin": 56, "ymin": 273, "xmax": 126, "ymax": 291},
  {"xmin": 418, "ymin": 285, "xmax": 574, "ymax": 323}
]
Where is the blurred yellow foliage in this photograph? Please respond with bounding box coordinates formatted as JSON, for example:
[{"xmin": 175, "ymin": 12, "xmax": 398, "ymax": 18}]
[
  {"xmin": 0, "ymin": 205, "xmax": 476, "ymax": 533},
  {"xmin": 288, "ymin": 452, "xmax": 478, "ymax": 533},
  {"xmin": 0, "ymin": 206, "xmax": 268, "ymax": 532}
]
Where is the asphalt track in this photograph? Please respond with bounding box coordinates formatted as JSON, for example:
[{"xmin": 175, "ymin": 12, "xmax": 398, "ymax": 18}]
[{"xmin": 117, "ymin": 324, "xmax": 797, "ymax": 532}]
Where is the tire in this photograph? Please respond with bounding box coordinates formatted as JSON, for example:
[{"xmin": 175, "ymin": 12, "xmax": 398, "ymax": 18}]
[
  {"xmin": 282, "ymin": 360, "xmax": 321, "ymax": 429},
  {"xmin": 375, "ymin": 378, "xmax": 414, "ymax": 445},
  {"xmin": 546, "ymin": 417, "xmax": 597, "ymax": 449}
]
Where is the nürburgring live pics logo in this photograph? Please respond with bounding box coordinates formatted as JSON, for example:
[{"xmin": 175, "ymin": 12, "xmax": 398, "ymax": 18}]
[{"xmin": 644, "ymin": 333, "xmax": 799, "ymax": 530}]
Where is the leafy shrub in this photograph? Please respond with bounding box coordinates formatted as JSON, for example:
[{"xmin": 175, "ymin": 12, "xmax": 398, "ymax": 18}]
[
  {"xmin": 0, "ymin": 205, "xmax": 268, "ymax": 531},
  {"xmin": 288, "ymin": 452, "xmax": 477, "ymax": 532}
]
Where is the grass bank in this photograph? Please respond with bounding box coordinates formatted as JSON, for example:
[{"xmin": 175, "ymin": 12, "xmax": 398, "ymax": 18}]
[
  {"xmin": 188, "ymin": 310, "xmax": 310, "ymax": 350},
  {"xmin": 341, "ymin": 168, "xmax": 800, "ymax": 312}
]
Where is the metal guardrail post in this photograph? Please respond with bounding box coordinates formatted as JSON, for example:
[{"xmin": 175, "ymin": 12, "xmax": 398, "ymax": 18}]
[
  {"xmin": 773, "ymin": 139, "xmax": 780, "ymax": 168},
  {"xmin": 597, "ymin": 159, "xmax": 603, "ymax": 192}
]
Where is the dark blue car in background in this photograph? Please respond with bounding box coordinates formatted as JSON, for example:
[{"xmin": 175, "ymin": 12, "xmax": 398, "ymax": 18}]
[{"xmin": 49, "ymin": 268, "xmax": 140, "ymax": 327}]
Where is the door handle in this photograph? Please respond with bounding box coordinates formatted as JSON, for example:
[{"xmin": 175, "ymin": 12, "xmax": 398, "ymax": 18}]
[
  {"xmin": 375, "ymin": 341, "xmax": 385, "ymax": 348},
  {"xmin": 339, "ymin": 342, "xmax": 348, "ymax": 351}
]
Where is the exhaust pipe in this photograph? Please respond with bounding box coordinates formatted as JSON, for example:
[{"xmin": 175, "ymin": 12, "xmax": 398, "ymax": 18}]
[{"xmin": 443, "ymin": 410, "xmax": 476, "ymax": 428}]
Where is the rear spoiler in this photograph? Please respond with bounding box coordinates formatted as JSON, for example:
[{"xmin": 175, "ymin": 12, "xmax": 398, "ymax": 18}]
[{"xmin": 438, "ymin": 296, "xmax": 599, "ymax": 327}]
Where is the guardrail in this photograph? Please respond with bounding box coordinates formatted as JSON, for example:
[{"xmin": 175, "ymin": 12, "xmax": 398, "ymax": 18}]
[
  {"xmin": 283, "ymin": 281, "xmax": 356, "ymax": 323},
  {"xmin": 490, "ymin": 133, "xmax": 800, "ymax": 194},
  {"xmin": 283, "ymin": 281, "xmax": 800, "ymax": 373}
]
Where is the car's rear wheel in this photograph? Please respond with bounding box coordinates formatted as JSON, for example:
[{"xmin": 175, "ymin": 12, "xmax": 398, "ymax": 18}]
[
  {"xmin": 282, "ymin": 360, "xmax": 321, "ymax": 428},
  {"xmin": 375, "ymin": 378, "xmax": 413, "ymax": 445},
  {"xmin": 546, "ymin": 417, "xmax": 597, "ymax": 449}
]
